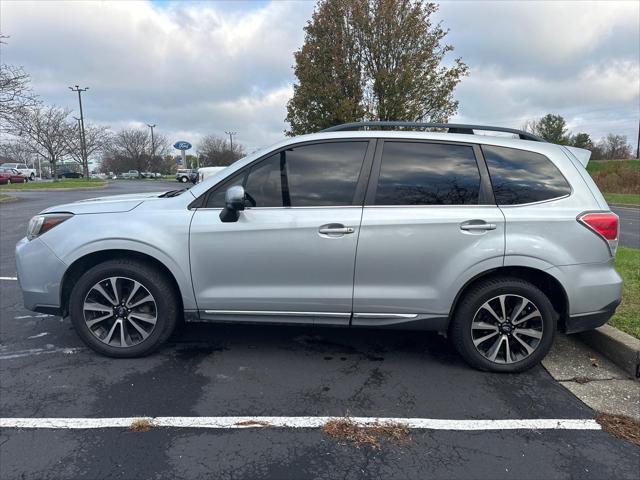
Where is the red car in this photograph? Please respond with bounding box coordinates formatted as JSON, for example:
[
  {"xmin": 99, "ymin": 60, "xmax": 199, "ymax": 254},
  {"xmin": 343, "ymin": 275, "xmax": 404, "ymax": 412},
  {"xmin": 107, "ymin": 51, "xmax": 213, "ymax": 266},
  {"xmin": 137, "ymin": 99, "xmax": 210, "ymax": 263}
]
[{"xmin": 0, "ymin": 168, "xmax": 28, "ymax": 184}]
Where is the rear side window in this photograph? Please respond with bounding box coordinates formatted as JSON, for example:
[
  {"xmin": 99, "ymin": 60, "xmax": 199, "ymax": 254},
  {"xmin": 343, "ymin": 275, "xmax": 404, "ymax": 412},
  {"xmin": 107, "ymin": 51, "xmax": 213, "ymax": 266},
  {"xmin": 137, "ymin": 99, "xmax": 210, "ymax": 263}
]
[
  {"xmin": 482, "ymin": 145, "xmax": 571, "ymax": 205},
  {"xmin": 204, "ymin": 141, "xmax": 368, "ymax": 208},
  {"xmin": 374, "ymin": 142, "xmax": 481, "ymax": 205}
]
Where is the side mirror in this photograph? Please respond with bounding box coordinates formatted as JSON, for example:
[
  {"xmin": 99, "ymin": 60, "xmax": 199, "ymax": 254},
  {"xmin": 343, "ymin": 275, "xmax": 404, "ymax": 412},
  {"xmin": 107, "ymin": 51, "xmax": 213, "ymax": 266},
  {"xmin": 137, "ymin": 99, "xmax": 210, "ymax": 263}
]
[{"xmin": 219, "ymin": 185, "xmax": 245, "ymax": 223}]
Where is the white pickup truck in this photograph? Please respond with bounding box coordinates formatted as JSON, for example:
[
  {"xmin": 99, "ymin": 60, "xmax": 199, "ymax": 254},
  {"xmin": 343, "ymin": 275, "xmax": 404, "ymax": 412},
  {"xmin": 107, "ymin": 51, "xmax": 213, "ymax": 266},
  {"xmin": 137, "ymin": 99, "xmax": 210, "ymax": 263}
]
[{"xmin": 0, "ymin": 163, "xmax": 36, "ymax": 181}]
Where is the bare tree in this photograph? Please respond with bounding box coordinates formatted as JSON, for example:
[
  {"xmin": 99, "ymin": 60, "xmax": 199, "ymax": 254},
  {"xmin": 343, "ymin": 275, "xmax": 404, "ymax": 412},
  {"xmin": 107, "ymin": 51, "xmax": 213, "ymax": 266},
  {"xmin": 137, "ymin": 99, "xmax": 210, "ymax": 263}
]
[
  {"xmin": 1, "ymin": 34, "xmax": 39, "ymax": 127},
  {"xmin": 600, "ymin": 134, "xmax": 633, "ymax": 160},
  {"xmin": 9, "ymin": 106, "xmax": 74, "ymax": 180},
  {"xmin": 65, "ymin": 122, "xmax": 112, "ymax": 174},
  {"xmin": 0, "ymin": 140, "xmax": 37, "ymax": 166},
  {"xmin": 107, "ymin": 128, "xmax": 150, "ymax": 172},
  {"xmin": 198, "ymin": 134, "xmax": 245, "ymax": 167}
]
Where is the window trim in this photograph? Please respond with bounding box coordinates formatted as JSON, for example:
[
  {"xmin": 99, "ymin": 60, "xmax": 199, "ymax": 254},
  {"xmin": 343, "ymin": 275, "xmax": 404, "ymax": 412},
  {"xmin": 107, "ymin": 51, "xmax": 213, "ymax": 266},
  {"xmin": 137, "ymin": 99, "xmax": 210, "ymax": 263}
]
[
  {"xmin": 191, "ymin": 138, "xmax": 377, "ymax": 210},
  {"xmin": 364, "ymin": 138, "xmax": 495, "ymax": 207},
  {"xmin": 480, "ymin": 144, "xmax": 573, "ymax": 206}
]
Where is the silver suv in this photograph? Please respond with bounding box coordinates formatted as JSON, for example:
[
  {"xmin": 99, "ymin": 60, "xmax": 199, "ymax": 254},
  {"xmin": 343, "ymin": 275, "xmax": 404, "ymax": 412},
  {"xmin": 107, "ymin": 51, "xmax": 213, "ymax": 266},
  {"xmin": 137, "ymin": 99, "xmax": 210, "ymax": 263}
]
[{"xmin": 15, "ymin": 122, "xmax": 622, "ymax": 372}]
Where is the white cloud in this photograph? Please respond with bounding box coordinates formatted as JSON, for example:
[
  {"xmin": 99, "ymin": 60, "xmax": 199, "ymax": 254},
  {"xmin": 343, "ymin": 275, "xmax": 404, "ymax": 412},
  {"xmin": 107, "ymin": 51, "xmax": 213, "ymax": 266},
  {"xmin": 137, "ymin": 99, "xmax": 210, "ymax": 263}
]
[{"xmin": 1, "ymin": 0, "xmax": 638, "ymax": 148}]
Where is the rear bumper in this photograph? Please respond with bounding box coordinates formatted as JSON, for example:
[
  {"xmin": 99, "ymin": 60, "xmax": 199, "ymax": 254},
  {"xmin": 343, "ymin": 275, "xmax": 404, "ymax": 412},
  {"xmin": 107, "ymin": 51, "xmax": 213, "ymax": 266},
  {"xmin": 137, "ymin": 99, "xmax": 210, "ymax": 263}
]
[{"xmin": 565, "ymin": 299, "xmax": 621, "ymax": 334}]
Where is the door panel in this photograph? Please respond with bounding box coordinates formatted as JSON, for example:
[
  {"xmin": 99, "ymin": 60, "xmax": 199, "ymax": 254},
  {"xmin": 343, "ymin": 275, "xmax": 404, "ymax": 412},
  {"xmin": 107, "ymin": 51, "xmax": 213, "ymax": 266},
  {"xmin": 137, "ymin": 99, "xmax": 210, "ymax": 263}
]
[
  {"xmin": 353, "ymin": 206, "xmax": 505, "ymax": 320},
  {"xmin": 190, "ymin": 207, "xmax": 362, "ymax": 324},
  {"xmin": 189, "ymin": 139, "xmax": 374, "ymax": 325},
  {"xmin": 353, "ymin": 139, "xmax": 505, "ymax": 325}
]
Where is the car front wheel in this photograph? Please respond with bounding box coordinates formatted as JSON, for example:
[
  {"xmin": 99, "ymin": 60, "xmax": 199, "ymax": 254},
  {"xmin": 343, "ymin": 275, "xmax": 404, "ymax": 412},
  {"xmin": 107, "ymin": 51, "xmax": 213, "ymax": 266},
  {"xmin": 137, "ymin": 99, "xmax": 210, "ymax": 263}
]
[
  {"xmin": 69, "ymin": 259, "xmax": 179, "ymax": 357},
  {"xmin": 449, "ymin": 277, "xmax": 556, "ymax": 373}
]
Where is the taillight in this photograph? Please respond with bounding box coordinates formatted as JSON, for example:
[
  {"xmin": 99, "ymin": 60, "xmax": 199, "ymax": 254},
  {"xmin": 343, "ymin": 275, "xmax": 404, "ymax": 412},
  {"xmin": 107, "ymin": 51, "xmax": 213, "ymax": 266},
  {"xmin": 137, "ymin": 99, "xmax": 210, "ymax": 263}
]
[{"xmin": 578, "ymin": 212, "xmax": 619, "ymax": 255}]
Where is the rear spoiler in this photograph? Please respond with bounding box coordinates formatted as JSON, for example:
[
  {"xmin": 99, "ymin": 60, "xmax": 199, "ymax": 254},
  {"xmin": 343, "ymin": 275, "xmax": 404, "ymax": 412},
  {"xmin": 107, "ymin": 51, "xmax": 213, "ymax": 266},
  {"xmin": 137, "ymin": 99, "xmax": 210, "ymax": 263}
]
[{"xmin": 563, "ymin": 146, "xmax": 591, "ymax": 167}]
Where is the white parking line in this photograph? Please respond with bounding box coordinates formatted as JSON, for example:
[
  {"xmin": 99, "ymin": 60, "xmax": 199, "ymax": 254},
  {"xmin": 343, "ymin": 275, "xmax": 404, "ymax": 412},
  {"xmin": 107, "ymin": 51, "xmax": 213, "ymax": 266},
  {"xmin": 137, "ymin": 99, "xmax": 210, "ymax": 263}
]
[
  {"xmin": 0, "ymin": 276, "xmax": 17, "ymax": 281},
  {"xmin": 0, "ymin": 347, "xmax": 81, "ymax": 360},
  {"xmin": 0, "ymin": 416, "xmax": 601, "ymax": 430}
]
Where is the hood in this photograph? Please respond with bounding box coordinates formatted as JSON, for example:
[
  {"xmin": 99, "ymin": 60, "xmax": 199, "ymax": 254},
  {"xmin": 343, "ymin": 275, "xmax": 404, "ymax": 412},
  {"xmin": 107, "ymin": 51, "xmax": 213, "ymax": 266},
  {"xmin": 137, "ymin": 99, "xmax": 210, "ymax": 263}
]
[
  {"xmin": 75, "ymin": 191, "xmax": 168, "ymax": 203},
  {"xmin": 40, "ymin": 192, "xmax": 169, "ymax": 215}
]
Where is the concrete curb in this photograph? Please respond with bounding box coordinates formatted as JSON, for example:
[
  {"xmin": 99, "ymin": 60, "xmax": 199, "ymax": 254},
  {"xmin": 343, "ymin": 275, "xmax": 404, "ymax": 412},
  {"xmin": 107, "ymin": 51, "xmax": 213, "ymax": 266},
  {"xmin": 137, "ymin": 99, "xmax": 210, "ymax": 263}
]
[{"xmin": 577, "ymin": 324, "xmax": 640, "ymax": 379}]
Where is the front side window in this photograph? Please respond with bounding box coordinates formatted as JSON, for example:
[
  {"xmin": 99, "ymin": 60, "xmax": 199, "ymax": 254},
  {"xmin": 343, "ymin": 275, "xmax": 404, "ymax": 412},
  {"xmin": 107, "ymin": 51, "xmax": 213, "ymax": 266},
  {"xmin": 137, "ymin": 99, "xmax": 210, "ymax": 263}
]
[
  {"xmin": 204, "ymin": 141, "xmax": 368, "ymax": 208},
  {"xmin": 374, "ymin": 142, "xmax": 481, "ymax": 205},
  {"xmin": 482, "ymin": 145, "xmax": 571, "ymax": 205}
]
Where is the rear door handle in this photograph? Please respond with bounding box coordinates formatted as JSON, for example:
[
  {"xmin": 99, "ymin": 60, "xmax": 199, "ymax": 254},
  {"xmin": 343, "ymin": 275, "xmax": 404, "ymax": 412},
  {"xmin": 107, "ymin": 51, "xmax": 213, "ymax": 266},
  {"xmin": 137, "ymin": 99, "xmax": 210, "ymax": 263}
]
[
  {"xmin": 460, "ymin": 222, "xmax": 497, "ymax": 231},
  {"xmin": 319, "ymin": 223, "xmax": 355, "ymax": 235}
]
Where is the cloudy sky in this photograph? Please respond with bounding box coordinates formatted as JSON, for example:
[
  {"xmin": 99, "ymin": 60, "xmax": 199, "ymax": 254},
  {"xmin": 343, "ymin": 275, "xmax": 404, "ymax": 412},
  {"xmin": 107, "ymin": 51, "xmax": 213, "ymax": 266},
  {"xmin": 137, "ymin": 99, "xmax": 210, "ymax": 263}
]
[{"xmin": 1, "ymin": 0, "xmax": 638, "ymax": 152}]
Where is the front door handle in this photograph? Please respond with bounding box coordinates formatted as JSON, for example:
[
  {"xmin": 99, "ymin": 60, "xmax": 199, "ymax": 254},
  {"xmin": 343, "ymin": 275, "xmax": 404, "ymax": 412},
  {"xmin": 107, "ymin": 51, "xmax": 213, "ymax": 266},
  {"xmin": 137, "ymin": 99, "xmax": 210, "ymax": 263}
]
[
  {"xmin": 319, "ymin": 223, "xmax": 355, "ymax": 235},
  {"xmin": 460, "ymin": 222, "xmax": 497, "ymax": 231}
]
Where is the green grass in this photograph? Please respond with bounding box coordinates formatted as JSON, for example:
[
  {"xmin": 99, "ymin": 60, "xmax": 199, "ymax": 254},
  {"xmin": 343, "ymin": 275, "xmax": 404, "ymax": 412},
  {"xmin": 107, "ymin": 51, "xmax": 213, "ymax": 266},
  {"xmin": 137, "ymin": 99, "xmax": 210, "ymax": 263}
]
[
  {"xmin": 586, "ymin": 159, "xmax": 639, "ymax": 174},
  {"xmin": 609, "ymin": 247, "xmax": 640, "ymax": 339},
  {"xmin": 603, "ymin": 193, "xmax": 640, "ymax": 206},
  {"xmin": 0, "ymin": 179, "xmax": 107, "ymax": 190}
]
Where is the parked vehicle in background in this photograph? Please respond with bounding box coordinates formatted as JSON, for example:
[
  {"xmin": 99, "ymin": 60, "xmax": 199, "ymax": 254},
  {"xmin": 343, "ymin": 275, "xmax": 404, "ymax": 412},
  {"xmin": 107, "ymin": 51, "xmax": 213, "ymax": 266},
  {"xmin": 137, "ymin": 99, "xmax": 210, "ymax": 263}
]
[
  {"xmin": 198, "ymin": 166, "xmax": 227, "ymax": 183},
  {"xmin": 1, "ymin": 163, "xmax": 36, "ymax": 181},
  {"xmin": 176, "ymin": 169, "xmax": 193, "ymax": 183},
  {"xmin": 141, "ymin": 172, "xmax": 162, "ymax": 179},
  {"xmin": 122, "ymin": 170, "xmax": 141, "ymax": 179},
  {"xmin": 57, "ymin": 168, "xmax": 84, "ymax": 179},
  {"xmin": 0, "ymin": 168, "xmax": 28, "ymax": 184},
  {"xmin": 15, "ymin": 122, "xmax": 622, "ymax": 372}
]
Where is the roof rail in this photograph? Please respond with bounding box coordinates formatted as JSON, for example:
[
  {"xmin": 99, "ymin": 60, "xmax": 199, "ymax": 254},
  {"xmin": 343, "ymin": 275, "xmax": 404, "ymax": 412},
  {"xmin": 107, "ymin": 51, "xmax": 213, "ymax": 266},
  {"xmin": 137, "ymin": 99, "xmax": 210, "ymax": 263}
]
[{"xmin": 321, "ymin": 121, "xmax": 546, "ymax": 142}]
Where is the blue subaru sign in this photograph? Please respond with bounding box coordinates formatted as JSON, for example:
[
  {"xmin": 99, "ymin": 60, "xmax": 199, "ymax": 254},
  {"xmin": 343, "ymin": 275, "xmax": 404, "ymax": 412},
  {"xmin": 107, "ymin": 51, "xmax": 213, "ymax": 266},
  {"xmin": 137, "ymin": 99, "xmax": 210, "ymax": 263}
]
[{"xmin": 173, "ymin": 141, "xmax": 192, "ymax": 150}]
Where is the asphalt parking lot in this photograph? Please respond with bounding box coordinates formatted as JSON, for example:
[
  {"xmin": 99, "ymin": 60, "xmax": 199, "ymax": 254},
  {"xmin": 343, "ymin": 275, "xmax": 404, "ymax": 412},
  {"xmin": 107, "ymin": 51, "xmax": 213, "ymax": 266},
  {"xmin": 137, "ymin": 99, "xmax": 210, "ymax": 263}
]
[{"xmin": 1, "ymin": 181, "xmax": 639, "ymax": 479}]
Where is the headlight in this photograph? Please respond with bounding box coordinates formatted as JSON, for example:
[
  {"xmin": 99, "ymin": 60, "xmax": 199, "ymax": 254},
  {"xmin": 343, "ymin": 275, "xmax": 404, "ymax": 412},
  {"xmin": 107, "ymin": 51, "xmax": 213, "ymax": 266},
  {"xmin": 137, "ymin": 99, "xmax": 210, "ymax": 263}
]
[{"xmin": 27, "ymin": 213, "xmax": 73, "ymax": 240}]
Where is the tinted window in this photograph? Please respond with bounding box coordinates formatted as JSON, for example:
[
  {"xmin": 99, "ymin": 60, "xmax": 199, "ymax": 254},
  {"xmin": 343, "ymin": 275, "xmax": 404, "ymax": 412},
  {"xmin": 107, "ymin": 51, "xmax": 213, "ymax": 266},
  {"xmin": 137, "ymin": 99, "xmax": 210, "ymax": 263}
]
[
  {"xmin": 204, "ymin": 141, "xmax": 367, "ymax": 208},
  {"xmin": 374, "ymin": 142, "xmax": 481, "ymax": 205},
  {"xmin": 205, "ymin": 171, "xmax": 245, "ymax": 208},
  {"xmin": 482, "ymin": 145, "xmax": 571, "ymax": 205}
]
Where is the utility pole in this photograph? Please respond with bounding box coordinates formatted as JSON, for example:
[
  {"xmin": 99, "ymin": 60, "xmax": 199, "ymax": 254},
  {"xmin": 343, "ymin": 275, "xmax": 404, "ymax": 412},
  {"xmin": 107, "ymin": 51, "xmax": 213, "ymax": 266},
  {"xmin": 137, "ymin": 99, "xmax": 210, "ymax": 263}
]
[
  {"xmin": 73, "ymin": 116, "xmax": 85, "ymax": 174},
  {"xmin": 147, "ymin": 124, "xmax": 156, "ymax": 171},
  {"xmin": 225, "ymin": 131, "xmax": 237, "ymax": 154},
  {"xmin": 69, "ymin": 85, "xmax": 89, "ymax": 178},
  {"xmin": 636, "ymin": 119, "xmax": 639, "ymax": 159}
]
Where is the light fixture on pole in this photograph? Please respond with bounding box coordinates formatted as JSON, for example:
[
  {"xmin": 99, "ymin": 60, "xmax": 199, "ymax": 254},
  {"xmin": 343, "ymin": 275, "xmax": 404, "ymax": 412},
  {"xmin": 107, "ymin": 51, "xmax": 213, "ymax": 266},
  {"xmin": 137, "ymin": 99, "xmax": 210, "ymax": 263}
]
[{"xmin": 225, "ymin": 131, "xmax": 237, "ymax": 153}]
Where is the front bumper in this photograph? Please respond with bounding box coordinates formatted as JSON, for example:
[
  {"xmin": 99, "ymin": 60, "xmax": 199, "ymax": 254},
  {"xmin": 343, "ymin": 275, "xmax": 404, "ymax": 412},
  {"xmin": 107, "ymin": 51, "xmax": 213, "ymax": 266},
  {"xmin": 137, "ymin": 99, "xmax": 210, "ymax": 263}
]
[{"xmin": 15, "ymin": 237, "xmax": 67, "ymax": 314}]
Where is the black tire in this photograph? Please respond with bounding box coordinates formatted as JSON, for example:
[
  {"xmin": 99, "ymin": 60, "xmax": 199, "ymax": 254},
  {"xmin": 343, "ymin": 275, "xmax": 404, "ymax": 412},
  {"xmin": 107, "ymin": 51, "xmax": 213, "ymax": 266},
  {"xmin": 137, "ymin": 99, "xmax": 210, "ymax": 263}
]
[
  {"xmin": 69, "ymin": 259, "xmax": 179, "ymax": 358},
  {"xmin": 449, "ymin": 277, "xmax": 556, "ymax": 373}
]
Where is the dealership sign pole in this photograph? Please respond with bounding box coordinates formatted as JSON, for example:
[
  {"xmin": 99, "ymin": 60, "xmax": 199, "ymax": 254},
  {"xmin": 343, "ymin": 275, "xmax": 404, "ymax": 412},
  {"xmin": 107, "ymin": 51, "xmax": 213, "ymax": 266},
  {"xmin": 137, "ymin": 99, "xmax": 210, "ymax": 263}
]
[{"xmin": 173, "ymin": 141, "xmax": 192, "ymax": 169}]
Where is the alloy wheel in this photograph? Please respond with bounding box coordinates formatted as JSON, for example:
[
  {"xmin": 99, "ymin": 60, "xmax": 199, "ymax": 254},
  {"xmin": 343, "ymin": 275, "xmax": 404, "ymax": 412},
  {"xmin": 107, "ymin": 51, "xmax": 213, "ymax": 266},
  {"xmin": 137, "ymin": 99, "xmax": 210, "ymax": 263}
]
[
  {"xmin": 471, "ymin": 294, "xmax": 543, "ymax": 364},
  {"xmin": 83, "ymin": 276, "xmax": 158, "ymax": 348}
]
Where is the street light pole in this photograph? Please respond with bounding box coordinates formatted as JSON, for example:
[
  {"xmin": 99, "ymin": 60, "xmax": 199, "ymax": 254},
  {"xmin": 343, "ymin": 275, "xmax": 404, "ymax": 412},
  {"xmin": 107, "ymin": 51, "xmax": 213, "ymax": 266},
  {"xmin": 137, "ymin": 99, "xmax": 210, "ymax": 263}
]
[
  {"xmin": 69, "ymin": 85, "xmax": 89, "ymax": 178},
  {"xmin": 147, "ymin": 124, "xmax": 156, "ymax": 170},
  {"xmin": 225, "ymin": 131, "xmax": 237, "ymax": 154},
  {"xmin": 636, "ymin": 120, "xmax": 640, "ymax": 160},
  {"xmin": 73, "ymin": 116, "xmax": 84, "ymax": 175}
]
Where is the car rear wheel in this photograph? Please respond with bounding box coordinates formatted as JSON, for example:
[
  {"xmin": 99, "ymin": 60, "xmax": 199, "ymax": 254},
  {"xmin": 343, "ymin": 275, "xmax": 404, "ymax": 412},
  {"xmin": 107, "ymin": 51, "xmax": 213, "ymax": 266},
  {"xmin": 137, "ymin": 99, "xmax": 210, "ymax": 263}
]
[
  {"xmin": 449, "ymin": 277, "xmax": 556, "ymax": 373},
  {"xmin": 69, "ymin": 259, "xmax": 179, "ymax": 357}
]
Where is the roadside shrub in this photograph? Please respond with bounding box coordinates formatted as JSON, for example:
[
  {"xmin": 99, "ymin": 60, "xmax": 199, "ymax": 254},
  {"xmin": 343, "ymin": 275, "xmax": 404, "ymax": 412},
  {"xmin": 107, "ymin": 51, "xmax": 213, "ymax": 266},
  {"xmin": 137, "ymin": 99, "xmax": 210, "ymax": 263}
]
[{"xmin": 591, "ymin": 162, "xmax": 639, "ymax": 194}]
